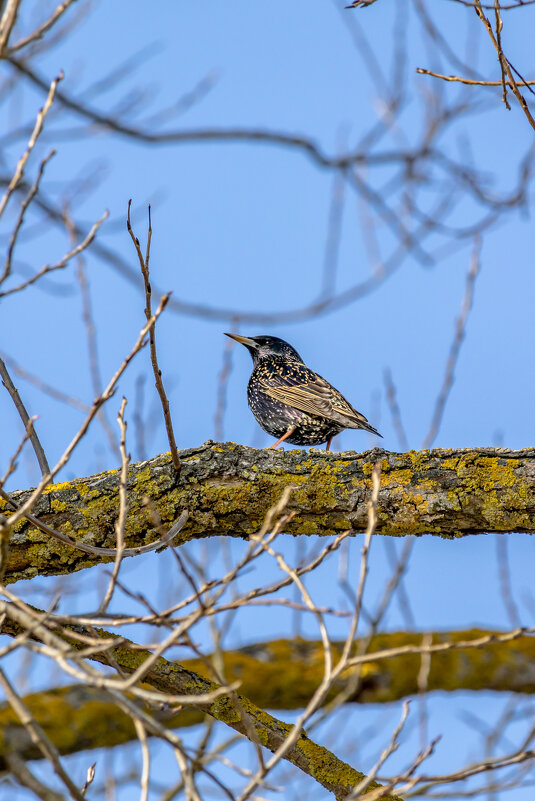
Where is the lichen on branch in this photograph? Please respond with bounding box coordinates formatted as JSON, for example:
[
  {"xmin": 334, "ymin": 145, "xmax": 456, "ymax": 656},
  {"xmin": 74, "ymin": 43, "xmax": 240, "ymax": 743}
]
[{"xmin": 2, "ymin": 442, "xmax": 534, "ymax": 584}]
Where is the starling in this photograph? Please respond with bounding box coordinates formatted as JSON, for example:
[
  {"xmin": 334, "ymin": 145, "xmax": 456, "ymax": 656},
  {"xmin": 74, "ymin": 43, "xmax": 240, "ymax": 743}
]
[{"xmin": 225, "ymin": 333, "xmax": 382, "ymax": 450}]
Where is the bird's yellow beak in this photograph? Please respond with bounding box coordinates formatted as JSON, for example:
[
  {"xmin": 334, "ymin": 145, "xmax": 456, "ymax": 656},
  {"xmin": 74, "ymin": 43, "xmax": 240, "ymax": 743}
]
[{"xmin": 224, "ymin": 333, "xmax": 258, "ymax": 348}]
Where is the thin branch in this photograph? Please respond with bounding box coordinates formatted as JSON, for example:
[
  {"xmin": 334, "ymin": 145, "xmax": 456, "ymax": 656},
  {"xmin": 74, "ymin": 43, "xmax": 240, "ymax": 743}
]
[
  {"xmin": 127, "ymin": 201, "xmax": 180, "ymax": 474},
  {"xmin": 0, "ymin": 415, "xmax": 39, "ymax": 489},
  {"xmin": 422, "ymin": 237, "xmax": 482, "ymax": 449},
  {"xmin": 474, "ymin": 0, "xmax": 535, "ymax": 130},
  {"xmin": 0, "ymin": 667, "xmax": 87, "ymax": 801},
  {"xmin": 383, "ymin": 368, "xmax": 409, "ymax": 451},
  {"xmin": 7, "ymin": 0, "xmax": 79, "ymax": 55},
  {"xmin": 416, "ymin": 68, "xmax": 535, "ymax": 87},
  {"xmin": 6, "ymin": 752, "xmax": 66, "ymax": 801},
  {"xmin": 0, "ymin": 486, "xmax": 188, "ymax": 559},
  {"xmin": 0, "ymin": 357, "xmax": 50, "ymax": 476},
  {"xmin": 0, "ymin": 350, "xmax": 90, "ymax": 412},
  {"xmin": 0, "ymin": 69, "xmax": 62, "ymax": 221},
  {"xmin": 0, "ymin": 211, "xmax": 109, "ymax": 298},
  {"xmin": 1, "ymin": 149, "xmax": 56, "ymax": 285},
  {"xmin": 1, "ymin": 293, "xmax": 170, "ymax": 530},
  {"xmin": 97, "ymin": 397, "xmax": 130, "ymax": 614},
  {"xmin": 0, "ymin": 0, "xmax": 22, "ymax": 54}
]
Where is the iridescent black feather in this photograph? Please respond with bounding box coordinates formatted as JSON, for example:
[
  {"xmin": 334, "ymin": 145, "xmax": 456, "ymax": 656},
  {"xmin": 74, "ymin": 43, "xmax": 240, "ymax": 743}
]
[{"xmin": 225, "ymin": 334, "xmax": 382, "ymax": 447}]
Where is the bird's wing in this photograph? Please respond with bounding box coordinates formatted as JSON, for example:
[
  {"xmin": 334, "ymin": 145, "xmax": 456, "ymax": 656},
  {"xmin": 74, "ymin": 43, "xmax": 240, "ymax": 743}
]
[{"xmin": 258, "ymin": 362, "xmax": 377, "ymax": 432}]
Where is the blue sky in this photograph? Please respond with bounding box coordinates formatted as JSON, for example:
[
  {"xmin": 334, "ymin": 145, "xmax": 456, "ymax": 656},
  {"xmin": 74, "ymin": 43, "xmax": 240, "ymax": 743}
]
[{"xmin": 1, "ymin": 1, "xmax": 534, "ymax": 799}]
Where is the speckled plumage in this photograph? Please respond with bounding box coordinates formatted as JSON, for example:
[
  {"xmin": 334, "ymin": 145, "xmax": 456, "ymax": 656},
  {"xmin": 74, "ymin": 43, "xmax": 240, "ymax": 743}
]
[{"xmin": 225, "ymin": 333, "xmax": 382, "ymax": 448}]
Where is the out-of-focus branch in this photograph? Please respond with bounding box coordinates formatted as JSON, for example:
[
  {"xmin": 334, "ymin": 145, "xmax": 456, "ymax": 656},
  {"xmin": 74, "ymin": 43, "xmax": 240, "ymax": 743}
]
[
  {"xmin": 0, "ymin": 210, "xmax": 109, "ymax": 298},
  {"xmin": 0, "ymin": 294, "xmax": 170, "ymax": 536},
  {"xmin": 2, "ymin": 623, "xmax": 535, "ymax": 782},
  {"xmin": 6, "ymin": 0, "xmax": 79, "ymax": 55},
  {"xmin": 1, "ymin": 149, "xmax": 56, "ymax": 285},
  {"xmin": 0, "ymin": 667, "xmax": 87, "ymax": 801},
  {"xmin": 422, "ymin": 238, "xmax": 481, "ymax": 449},
  {"xmin": 0, "ymin": 69, "xmax": 62, "ymax": 222},
  {"xmin": 0, "ymin": 612, "xmax": 402, "ymax": 801},
  {"xmin": 1, "ymin": 443, "xmax": 534, "ymax": 584},
  {"xmin": 0, "ymin": 0, "xmax": 22, "ymax": 54}
]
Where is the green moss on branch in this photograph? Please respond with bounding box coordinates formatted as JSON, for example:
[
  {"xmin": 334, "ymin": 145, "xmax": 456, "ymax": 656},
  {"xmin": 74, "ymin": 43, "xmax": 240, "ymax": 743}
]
[{"xmin": 2, "ymin": 442, "xmax": 534, "ymax": 584}]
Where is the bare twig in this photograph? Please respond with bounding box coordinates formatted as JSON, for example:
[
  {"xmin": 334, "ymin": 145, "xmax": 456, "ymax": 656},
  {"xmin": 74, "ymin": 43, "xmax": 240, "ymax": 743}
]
[
  {"xmin": 0, "ymin": 211, "xmax": 109, "ymax": 298},
  {"xmin": 0, "ymin": 415, "xmax": 39, "ymax": 488},
  {"xmin": 0, "ymin": 69, "xmax": 62, "ymax": 221},
  {"xmin": 416, "ymin": 67, "xmax": 535, "ymax": 87},
  {"xmin": 6, "ymin": 752, "xmax": 66, "ymax": 801},
  {"xmin": 1, "ymin": 293, "xmax": 170, "ymax": 530},
  {"xmin": 80, "ymin": 763, "xmax": 96, "ymax": 797},
  {"xmin": 127, "ymin": 201, "xmax": 180, "ymax": 474},
  {"xmin": 474, "ymin": 0, "xmax": 535, "ymax": 130},
  {"xmin": 97, "ymin": 397, "xmax": 130, "ymax": 614},
  {"xmin": 422, "ymin": 237, "xmax": 482, "ymax": 449},
  {"xmin": 0, "ymin": 485, "xmax": 188, "ymax": 559},
  {"xmin": 0, "ymin": 666, "xmax": 87, "ymax": 801},
  {"xmin": 63, "ymin": 205, "xmax": 120, "ymax": 458},
  {"xmin": 0, "ymin": 357, "xmax": 50, "ymax": 476},
  {"xmin": 7, "ymin": 0, "xmax": 79, "ymax": 55},
  {"xmin": 0, "ymin": 0, "xmax": 22, "ymax": 54},
  {"xmin": 0, "ymin": 350, "xmax": 90, "ymax": 412},
  {"xmin": 1, "ymin": 149, "xmax": 56, "ymax": 285},
  {"xmin": 214, "ymin": 318, "xmax": 239, "ymax": 440},
  {"xmin": 383, "ymin": 368, "xmax": 409, "ymax": 451}
]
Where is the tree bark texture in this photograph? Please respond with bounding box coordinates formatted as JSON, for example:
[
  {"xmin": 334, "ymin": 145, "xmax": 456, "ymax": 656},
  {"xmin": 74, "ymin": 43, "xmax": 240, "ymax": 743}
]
[
  {"xmin": 0, "ymin": 612, "xmax": 400, "ymax": 801},
  {"xmin": 2, "ymin": 442, "xmax": 534, "ymax": 584},
  {"xmin": 1, "ymin": 630, "xmax": 533, "ymax": 767}
]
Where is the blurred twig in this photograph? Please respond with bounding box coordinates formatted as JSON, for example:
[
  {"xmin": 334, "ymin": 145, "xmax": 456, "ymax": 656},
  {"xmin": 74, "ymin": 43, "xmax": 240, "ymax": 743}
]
[{"xmin": 422, "ymin": 237, "xmax": 482, "ymax": 449}]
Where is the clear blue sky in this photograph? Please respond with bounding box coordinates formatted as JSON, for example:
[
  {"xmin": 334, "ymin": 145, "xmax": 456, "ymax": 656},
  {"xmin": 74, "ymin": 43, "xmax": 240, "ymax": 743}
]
[{"xmin": 1, "ymin": 1, "xmax": 534, "ymax": 799}]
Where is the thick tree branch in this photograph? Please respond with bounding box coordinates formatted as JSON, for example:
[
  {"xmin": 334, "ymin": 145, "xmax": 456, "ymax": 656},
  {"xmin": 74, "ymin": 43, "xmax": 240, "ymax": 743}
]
[
  {"xmin": 0, "ymin": 613, "xmax": 401, "ymax": 801},
  {"xmin": 1, "ymin": 443, "xmax": 534, "ymax": 584},
  {"xmin": 1, "ymin": 629, "xmax": 534, "ymax": 767}
]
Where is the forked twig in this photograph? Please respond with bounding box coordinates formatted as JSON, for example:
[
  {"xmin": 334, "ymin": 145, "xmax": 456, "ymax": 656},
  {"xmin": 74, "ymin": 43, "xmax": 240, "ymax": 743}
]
[{"xmin": 127, "ymin": 200, "xmax": 180, "ymax": 474}]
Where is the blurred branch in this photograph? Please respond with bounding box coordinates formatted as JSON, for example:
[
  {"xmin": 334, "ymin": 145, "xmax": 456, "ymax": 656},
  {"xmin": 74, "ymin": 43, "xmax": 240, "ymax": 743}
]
[
  {"xmin": 422, "ymin": 237, "xmax": 482, "ymax": 449},
  {"xmin": 6, "ymin": 0, "xmax": 80, "ymax": 55},
  {"xmin": 0, "ymin": 611, "xmax": 402, "ymax": 801},
  {"xmin": 1, "ymin": 148, "xmax": 56, "ymax": 285},
  {"xmin": 1, "ymin": 443, "xmax": 535, "ymax": 584},
  {"xmin": 0, "ymin": 293, "xmax": 170, "ymax": 536},
  {"xmin": 0, "ymin": 0, "xmax": 22, "ymax": 54},
  {"xmin": 0, "ymin": 210, "xmax": 109, "ymax": 298},
  {"xmin": 0, "ymin": 69, "xmax": 62, "ymax": 222},
  {"xmin": 2, "ymin": 623, "xmax": 535, "ymax": 782}
]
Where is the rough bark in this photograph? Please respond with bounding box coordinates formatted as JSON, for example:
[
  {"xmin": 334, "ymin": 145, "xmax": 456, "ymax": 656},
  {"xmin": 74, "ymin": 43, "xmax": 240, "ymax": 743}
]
[
  {"xmin": 1, "ymin": 629, "xmax": 534, "ymax": 768},
  {"xmin": 2, "ymin": 442, "xmax": 534, "ymax": 584},
  {"xmin": 0, "ymin": 613, "xmax": 400, "ymax": 801}
]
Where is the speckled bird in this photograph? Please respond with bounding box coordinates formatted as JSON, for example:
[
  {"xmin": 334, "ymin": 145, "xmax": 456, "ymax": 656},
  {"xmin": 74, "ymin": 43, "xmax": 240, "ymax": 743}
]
[{"xmin": 225, "ymin": 334, "xmax": 382, "ymax": 450}]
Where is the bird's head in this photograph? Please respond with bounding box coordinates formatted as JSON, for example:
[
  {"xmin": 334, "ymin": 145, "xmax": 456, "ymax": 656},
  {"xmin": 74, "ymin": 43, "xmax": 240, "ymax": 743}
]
[{"xmin": 224, "ymin": 334, "xmax": 303, "ymax": 365}]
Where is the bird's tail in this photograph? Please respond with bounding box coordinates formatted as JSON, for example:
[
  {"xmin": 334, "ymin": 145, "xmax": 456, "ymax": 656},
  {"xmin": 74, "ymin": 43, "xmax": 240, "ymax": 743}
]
[{"xmin": 359, "ymin": 419, "xmax": 383, "ymax": 438}]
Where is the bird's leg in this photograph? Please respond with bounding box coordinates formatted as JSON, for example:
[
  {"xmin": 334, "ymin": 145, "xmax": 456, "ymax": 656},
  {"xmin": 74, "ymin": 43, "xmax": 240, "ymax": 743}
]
[
  {"xmin": 269, "ymin": 425, "xmax": 297, "ymax": 449},
  {"xmin": 325, "ymin": 437, "xmax": 332, "ymax": 451}
]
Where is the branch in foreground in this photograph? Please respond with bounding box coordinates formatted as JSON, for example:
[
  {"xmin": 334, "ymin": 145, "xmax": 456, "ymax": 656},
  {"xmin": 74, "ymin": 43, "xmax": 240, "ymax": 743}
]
[
  {"xmin": 0, "ymin": 612, "xmax": 401, "ymax": 801},
  {"xmin": 1, "ymin": 443, "xmax": 534, "ymax": 584},
  {"xmin": 1, "ymin": 628, "xmax": 533, "ymax": 767}
]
